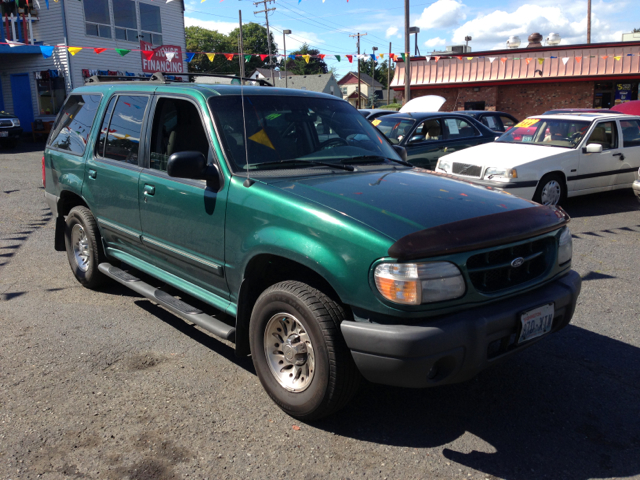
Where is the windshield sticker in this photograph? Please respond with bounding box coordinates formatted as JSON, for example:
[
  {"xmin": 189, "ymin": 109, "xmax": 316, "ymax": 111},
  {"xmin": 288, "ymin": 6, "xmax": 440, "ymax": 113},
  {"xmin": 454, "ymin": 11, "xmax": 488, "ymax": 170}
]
[
  {"xmin": 445, "ymin": 119, "xmax": 459, "ymax": 134},
  {"xmin": 266, "ymin": 113, "xmax": 282, "ymax": 121},
  {"xmin": 371, "ymin": 119, "xmax": 382, "ymax": 126},
  {"xmin": 515, "ymin": 118, "xmax": 540, "ymax": 128},
  {"xmin": 248, "ymin": 129, "xmax": 275, "ymax": 150}
]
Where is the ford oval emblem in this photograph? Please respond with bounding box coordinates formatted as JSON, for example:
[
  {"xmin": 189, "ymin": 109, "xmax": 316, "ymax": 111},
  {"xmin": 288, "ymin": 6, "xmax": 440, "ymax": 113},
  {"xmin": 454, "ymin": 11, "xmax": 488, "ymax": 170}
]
[{"xmin": 511, "ymin": 257, "xmax": 525, "ymax": 268}]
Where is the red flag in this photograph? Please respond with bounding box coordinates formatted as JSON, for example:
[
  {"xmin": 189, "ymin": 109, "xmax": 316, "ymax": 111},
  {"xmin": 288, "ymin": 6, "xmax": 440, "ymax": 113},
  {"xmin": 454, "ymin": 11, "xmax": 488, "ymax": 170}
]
[
  {"xmin": 525, "ymin": 58, "xmax": 532, "ymax": 64},
  {"xmin": 142, "ymin": 50, "xmax": 154, "ymax": 61},
  {"xmin": 456, "ymin": 56, "xmax": 462, "ymax": 60},
  {"xmin": 318, "ymin": 54, "xmax": 325, "ymax": 60},
  {"xmin": 601, "ymin": 55, "xmax": 608, "ymax": 60},
  {"xmin": 575, "ymin": 56, "xmax": 582, "ymax": 63},
  {"xmin": 346, "ymin": 55, "xmax": 353, "ymax": 63},
  {"xmin": 224, "ymin": 53, "xmax": 234, "ymax": 61},
  {"xmin": 433, "ymin": 56, "xmax": 440, "ymax": 62},
  {"xmin": 260, "ymin": 54, "xmax": 268, "ymax": 61},
  {"xmin": 94, "ymin": 48, "xmax": 107, "ymax": 54},
  {"xmin": 500, "ymin": 57, "xmax": 507, "ymax": 63}
]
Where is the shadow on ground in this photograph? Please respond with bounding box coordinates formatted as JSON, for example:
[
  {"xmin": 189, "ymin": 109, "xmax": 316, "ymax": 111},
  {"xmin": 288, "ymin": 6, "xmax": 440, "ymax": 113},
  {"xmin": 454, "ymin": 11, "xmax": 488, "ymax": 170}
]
[{"xmin": 561, "ymin": 189, "xmax": 639, "ymax": 218}]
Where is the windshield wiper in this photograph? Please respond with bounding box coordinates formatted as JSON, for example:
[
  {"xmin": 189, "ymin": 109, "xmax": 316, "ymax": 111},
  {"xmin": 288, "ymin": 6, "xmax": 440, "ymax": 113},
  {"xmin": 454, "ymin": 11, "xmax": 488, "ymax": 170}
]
[
  {"xmin": 250, "ymin": 159, "xmax": 355, "ymax": 171},
  {"xmin": 343, "ymin": 155, "xmax": 413, "ymax": 167}
]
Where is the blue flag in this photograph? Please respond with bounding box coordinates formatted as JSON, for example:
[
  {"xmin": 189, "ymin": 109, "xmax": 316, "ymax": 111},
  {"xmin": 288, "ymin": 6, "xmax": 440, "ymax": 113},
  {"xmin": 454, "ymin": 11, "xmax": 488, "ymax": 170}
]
[
  {"xmin": 40, "ymin": 46, "xmax": 54, "ymax": 58},
  {"xmin": 288, "ymin": 54, "xmax": 295, "ymax": 60},
  {"xmin": 45, "ymin": 0, "xmax": 49, "ymax": 9},
  {"xmin": 186, "ymin": 52, "xmax": 195, "ymax": 62},
  {"xmin": 370, "ymin": 54, "xmax": 376, "ymax": 62}
]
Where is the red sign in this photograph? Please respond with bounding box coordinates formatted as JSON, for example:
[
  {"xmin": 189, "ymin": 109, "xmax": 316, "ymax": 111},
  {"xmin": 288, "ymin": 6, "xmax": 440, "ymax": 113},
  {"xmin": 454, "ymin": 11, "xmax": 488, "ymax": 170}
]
[{"xmin": 140, "ymin": 41, "xmax": 184, "ymax": 74}]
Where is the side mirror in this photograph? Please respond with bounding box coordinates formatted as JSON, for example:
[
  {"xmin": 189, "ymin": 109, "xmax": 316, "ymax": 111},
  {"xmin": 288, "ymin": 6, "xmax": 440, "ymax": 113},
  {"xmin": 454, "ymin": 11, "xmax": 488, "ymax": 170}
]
[
  {"xmin": 408, "ymin": 135, "xmax": 424, "ymax": 144},
  {"xmin": 392, "ymin": 145, "xmax": 408, "ymax": 162},
  {"xmin": 582, "ymin": 143, "xmax": 603, "ymax": 154},
  {"xmin": 167, "ymin": 151, "xmax": 221, "ymax": 190}
]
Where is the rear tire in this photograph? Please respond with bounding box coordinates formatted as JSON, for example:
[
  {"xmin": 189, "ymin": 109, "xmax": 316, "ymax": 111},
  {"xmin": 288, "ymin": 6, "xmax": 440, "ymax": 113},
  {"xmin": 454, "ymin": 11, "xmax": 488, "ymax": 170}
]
[
  {"xmin": 533, "ymin": 173, "xmax": 566, "ymax": 206},
  {"xmin": 64, "ymin": 206, "xmax": 107, "ymax": 289},
  {"xmin": 249, "ymin": 281, "xmax": 361, "ymax": 420}
]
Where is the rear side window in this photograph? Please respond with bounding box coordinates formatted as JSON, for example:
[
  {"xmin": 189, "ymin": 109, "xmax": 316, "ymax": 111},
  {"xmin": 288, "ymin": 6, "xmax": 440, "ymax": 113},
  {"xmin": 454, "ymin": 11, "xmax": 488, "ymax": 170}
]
[
  {"xmin": 482, "ymin": 115, "xmax": 500, "ymax": 131},
  {"xmin": 500, "ymin": 115, "xmax": 516, "ymax": 129},
  {"xmin": 49, "ymin": 94, "xmax": 101, "ymax": 155},
  {"xmin": 620, "ymin": 120, "xmax": 640, "ymax": 147},
  {"xmin": 103, "ymin": 95, "xmax": 149, "ymax": 164},
  {"xmin": 444, "ymin": 118, "xmax": 479, "ymax": 139}
]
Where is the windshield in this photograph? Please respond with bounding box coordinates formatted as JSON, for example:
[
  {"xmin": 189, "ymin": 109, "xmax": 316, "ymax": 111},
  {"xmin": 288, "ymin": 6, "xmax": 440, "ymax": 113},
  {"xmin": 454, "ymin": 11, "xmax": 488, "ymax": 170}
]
[
  {"xmin": 208, "ymin": 95, "xmax": 400, "ymax": 171},
  {"xmin": 373, "ymin": 117, "xmax": 416, "ymax": 145},
  {"xmin": 496, "ymin": 118, "xmax": 592, "ymax": 148}
]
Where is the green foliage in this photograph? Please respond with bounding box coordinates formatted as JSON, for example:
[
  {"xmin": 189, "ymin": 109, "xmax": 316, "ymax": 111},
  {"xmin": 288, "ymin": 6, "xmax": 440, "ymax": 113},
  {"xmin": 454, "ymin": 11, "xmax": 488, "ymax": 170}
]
[
  {"xmin": 186, "ymin": 23, "xmax": 277, "ymax": 76},
  {"xmin": 634, "ymin": 28, "xmax": 640, "ymax": 33},
  {"xmin": 284, "ymin": 44, "xmax": 328, "ymax": 75},
  {"xmin": 357, "ymin": 57, "xmax": 396, "ymax": 89}
]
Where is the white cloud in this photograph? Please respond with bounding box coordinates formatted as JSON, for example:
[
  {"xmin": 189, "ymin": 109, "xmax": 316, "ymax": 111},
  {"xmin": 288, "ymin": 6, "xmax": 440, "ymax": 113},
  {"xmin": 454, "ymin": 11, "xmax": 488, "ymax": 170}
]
[
  {"xmin": 424, "ymin": 37, "xmax": 447, "ymax": 48},
  {"xmin": 386, "ymin": 26, "xmax": 399, "ymax": 38},
  {"xmin": 184, "ymin": 17, "xmax": 238, "ymax": 35},
  {"xmin": 415, "ymin": 0, "xmax": 467, "ymax": 30}
]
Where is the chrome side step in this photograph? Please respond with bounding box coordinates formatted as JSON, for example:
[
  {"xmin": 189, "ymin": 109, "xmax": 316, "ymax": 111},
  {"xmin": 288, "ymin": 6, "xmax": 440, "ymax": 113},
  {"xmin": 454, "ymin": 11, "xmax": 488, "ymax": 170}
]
[{"xmin": 98, "ymin": 263, "xmax": 235, "ymax": 342}]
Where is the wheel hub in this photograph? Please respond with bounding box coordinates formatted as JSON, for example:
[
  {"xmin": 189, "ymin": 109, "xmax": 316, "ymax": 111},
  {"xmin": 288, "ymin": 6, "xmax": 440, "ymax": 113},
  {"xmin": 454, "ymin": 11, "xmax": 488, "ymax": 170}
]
[
  {"xmin": 71, "ymin": 224, "xmax": 90, "ymax": 272},
  {"xmin": 283, "ymin": 334, "xmax": 308, "ymax": 365}
]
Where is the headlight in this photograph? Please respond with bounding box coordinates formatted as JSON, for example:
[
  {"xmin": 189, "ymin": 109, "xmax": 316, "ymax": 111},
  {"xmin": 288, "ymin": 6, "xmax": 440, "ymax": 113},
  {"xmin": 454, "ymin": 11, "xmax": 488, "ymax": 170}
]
[
  {"xmin": 12, "ymin": 118, "xmax": 20, "ymax": 127},
  {"xmin": 374, "ymin": 262, "xmax": 466, "ymax": 305},
  {"xmin": 484, "ymin": 167, "xmax": 517, "ymax": 180},
  {"xmin": 436, "ymin": 158, "xmax": 452, "ymax": 173},
  {"xmin": 558, "ymin": 226, "xmax": 572, "ymax": 265}
]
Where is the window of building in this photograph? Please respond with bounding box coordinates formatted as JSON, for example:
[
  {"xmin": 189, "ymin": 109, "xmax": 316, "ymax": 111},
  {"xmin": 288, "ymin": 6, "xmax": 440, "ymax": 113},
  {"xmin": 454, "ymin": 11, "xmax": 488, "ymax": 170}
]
[
  {"xmin": 341, "ymin": 86, "xmax": 348, "ymax": 96},
  {"xmin": 139, "ymin": 2, "xmax": 163, "ymax": 46},
  {"xmin": 36, "ymin": 76, "xmax": 66, "ymax": 116},
  {"xmin": 48, "ymin": 94, "xmax": 102, "ymax": 156},
  {"xmin": 83, "ymin": 0, "xmax": 112, "ymax": 38},
  {"xmin": 104, "ymin": 95, "xmax": 149, "ymax": 164},
  {"xmin": 113, "ymin": 0, "xmax": 138, "ymax": 42}
]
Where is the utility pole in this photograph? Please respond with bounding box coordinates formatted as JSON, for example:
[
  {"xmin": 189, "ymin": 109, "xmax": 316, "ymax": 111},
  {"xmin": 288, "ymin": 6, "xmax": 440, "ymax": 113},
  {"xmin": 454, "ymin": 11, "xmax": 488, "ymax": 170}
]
[
  {"xmin": 371, "ymin": 46, "xmax": 378, "ymax": 108},
  {"xmin": 238, "ymin": 10, "xmax": 245, "ymax": 83},
  {"xmin": 350, "ymin": 32, "xmax": 367, "ymax": 108},
  {"xmin": 387, "ymin": 42, "xmax": 391, "ymax": 106},
  {"xmin": 587, "ymin": 0, "xmax": 591, "ymax": 44},
  {"xmin": 404, "ymin": 0, "xmax": 411, "ymax": 104},
  {"xmin": 283, "ymin": 29, "xmax": 291, "ymax": 88},
  {"xmin": 253, "ymin": 0, "xmax": 276, "ymax": 85}
]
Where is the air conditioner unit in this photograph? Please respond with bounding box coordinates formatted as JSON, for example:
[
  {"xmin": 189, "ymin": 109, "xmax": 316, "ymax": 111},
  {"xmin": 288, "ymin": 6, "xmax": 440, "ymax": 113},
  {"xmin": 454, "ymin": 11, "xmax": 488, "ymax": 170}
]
[{"xmin": 446, "ymin": 45, "xmax": 471, "ymax": 54}]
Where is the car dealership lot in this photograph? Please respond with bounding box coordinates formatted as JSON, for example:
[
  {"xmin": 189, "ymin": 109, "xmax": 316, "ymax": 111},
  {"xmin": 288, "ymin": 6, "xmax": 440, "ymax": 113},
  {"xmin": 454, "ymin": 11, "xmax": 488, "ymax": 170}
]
[{"xmin": 1, "ymin": 145, "xmax": 640, "ymax": 480}]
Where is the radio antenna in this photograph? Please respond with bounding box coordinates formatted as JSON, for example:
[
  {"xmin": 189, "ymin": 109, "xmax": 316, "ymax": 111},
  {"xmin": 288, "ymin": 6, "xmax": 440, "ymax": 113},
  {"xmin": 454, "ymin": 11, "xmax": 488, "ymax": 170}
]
[{"xmin": 238, "ymin": 10, "xmax": 253, "ymax": 187}]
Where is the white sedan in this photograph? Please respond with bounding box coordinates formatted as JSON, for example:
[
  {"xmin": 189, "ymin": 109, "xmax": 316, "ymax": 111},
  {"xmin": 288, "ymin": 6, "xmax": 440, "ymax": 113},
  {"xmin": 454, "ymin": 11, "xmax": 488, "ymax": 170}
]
[{"xmin": 435, "ymin": 113, "xmax": 640, "ymax": 205}]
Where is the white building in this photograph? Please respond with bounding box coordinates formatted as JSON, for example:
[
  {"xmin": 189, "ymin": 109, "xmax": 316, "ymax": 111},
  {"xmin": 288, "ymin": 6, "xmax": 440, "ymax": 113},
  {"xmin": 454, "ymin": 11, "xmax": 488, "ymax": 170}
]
[{"xmin": 0, "ymin": 0, "xmax": 186, "ymax": 132}]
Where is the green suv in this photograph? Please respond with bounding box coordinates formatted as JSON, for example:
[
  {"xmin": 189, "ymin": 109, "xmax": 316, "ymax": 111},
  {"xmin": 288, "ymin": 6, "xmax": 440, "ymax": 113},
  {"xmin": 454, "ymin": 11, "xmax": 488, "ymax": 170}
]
[{"xmin": 44, "ymin": 74, "xmax": 581, "ymax": 420}]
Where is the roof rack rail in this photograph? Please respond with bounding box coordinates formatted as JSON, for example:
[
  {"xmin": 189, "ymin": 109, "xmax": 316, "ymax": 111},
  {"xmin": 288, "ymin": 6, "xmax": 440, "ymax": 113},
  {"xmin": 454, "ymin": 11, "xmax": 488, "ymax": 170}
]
[{"xmin": 85, "ymin": 72, "xmax": 273, "ymax": 86}]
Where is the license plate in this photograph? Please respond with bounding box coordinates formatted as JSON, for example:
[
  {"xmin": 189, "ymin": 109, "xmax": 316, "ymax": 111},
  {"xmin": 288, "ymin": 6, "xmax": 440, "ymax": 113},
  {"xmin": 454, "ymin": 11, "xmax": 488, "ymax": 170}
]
[
  {"xmin": 518, "ymin": 303, "xmax": 554, "ymax": 344},
  {"xmin": 0, "ymin": 131, "xmax": 8, "ymax": 137}
]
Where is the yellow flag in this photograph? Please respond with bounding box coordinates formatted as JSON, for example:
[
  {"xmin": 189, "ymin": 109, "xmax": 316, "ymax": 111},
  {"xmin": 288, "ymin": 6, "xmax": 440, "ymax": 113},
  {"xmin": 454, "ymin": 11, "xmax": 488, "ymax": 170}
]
[
  {"xmin": 614, "ymin": 56, "xmax": 621, "ymax": 61},
  {"xmin": 538, "ymin": 58, "xmax": 544, "ymax": 64},
  {"xmin": 379, "ymin": 53, "xmax": 384, "ymax": 59},
  {"xmin": 206, "ymin": 53, "xmax": 215, "ymax": 62},
  {"xmin": 68, "ymin": 47, "xmax": 82, "ymax": 56},
  {"xmin": 248, "ymin": 129, "xmax": 275, "ymax": 150},
  {"xmin": 302, "ymin": 54, "xmax": 310, "ymax": 64},
  {"xmin": 466, "ymin": 57, "xmax": 473, "ymax": 60}
]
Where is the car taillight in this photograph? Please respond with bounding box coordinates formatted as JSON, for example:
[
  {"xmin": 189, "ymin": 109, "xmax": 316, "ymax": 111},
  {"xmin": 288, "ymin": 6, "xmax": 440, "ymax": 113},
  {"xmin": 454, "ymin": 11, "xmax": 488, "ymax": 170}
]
[{"xmin": 42, "ymin": 155, "xmax": 46, "ymax": 188}]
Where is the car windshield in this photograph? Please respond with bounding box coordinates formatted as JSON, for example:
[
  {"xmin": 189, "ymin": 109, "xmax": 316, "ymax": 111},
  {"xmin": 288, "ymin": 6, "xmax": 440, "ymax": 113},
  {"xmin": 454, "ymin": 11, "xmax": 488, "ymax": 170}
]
[
  {"xmin": 496, "ymin": 118, "xmax": 592, "ymax": 148},
  {"xmin": 208, "ymin": 95, "xmax": 400, "ymax": 171},
  {"xmin": 371, "ymin": 117, "xmax": 416, "ymax": 145}
]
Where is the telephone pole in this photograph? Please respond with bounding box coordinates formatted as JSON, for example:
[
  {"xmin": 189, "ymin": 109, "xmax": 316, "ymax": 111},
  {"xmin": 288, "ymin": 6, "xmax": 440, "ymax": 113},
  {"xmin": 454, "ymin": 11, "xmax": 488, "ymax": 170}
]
[
  {"xmin": 404, "ymin": 0, "xmax": 411, "ymax": 104},
  {"xmin": 587, "ymin": 0, "xmax": 591, "ymax": 44},
  {"xmin": 350, "ymin": 32, "xmax": 367, "ymax": 108},
  {"xmin": 253, "ymin": 0, "xmax": 276, "ymax": 85}
]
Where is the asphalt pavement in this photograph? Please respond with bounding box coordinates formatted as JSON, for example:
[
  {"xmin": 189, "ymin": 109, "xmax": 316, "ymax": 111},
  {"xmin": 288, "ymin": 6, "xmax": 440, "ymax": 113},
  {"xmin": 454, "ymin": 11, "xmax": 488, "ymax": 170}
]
[{"xmin": 1, "ymin": 143, "xmax": 639, "ymax": 480}]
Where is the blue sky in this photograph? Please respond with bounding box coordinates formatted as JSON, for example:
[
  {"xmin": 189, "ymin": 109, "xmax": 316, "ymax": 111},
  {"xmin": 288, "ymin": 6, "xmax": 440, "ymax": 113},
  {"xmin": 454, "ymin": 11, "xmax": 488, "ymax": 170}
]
[{"xmin": 184, "ymin": 0, "xmax": 640, "ymax": 79}]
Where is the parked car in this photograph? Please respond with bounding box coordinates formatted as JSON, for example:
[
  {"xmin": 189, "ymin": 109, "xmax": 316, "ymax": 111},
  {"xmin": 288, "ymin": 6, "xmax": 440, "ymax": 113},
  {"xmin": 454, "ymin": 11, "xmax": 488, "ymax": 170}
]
[
  {"xmin": 611, "ymin": 100, "xmax": 640, "ymax": 116},
  {"xmin": 0, "ymin": 111, "xmax": 22, "ymax": 148},
  {"xmin": 372, "ymin": 112, "xmax": 498, "ymax": 169},
  {"xmin": 44, "ymin": 74, "xmax": 581, "ymax": 420},
  {"xmin": 633, "ymin": 167, "xmax": 640, "ymax": 201},
  {"xmin": 458, "ymin": 110, "xmax": 519, "ymax": 133},
  {"xmin": 436, "ymin": 113, "xmax": 640, "ymax": 205},
  {"xmin": 358, "ymin": 108, "xmax": 397, "ymax": 121},
  {"xmin": 543, "ymin": 108, "xmax": 618, "ymax": 114}
]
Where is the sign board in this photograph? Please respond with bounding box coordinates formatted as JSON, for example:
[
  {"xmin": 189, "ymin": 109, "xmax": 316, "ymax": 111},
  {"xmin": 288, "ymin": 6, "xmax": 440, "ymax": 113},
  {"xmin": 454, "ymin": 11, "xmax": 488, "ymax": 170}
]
[
  {"xmin": 140, "ymin": 41, "xmax": 184, "ymax": 74},
  {"xmin": 615, "ymin": 83, "xmax": 632, "ymax": 105}
]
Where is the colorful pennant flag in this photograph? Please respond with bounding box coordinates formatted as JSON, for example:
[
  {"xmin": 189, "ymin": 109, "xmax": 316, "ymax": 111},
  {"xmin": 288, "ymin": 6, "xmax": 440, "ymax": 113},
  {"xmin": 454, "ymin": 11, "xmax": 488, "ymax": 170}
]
[
  {"xmin": 614, "ymin": 56, "xmax": 621, "ymax": 61},
  {"xmin": 40, "ymin": 45, "xmax": 54, "ymax": 58},
  {"xmin": 224, "ymin": 53, "xmax": 234, "ymax": 61},
  {"xmin": 466, "ymin": 57, "xmax": 473, "ymax": 60},
  {"xmin": 207, "ymin": 53, "xmax": 215, "ymax": 62},
  {"xmin": 575, "ymin": 56, "xmax": 582, "ymax": 62},
  {"xmin": 433, "ymin": 56, "xmax": 440, "ymax": 62},
  {"xmin": 537, "ymin": 58, "xmax": 544, "ymax": 64},
  {"xmin": 370, "ymin": 54, "xmax": 376, "ymax": 61},
  {"xmin": 601, "ymin": 55, "xmax": 608, "ymax": 60},
  {"xmin": 260, "ymin": 54, "xmax": 268, "ymax": 61},
  {"xmin": 335, "ymin": 55, "xmax": 341, "ymax": 62},
  {"xmin": 425, "ymin": 56, "xmax": 430, "ymax": 62},
  {"xmin": 346, "ymin": 55, "xmax": 353, "ymax": 63},
  {"xmin": 489, "ymin": 57, "xmax": 496, "ymax": 63},
  {"xmin": 562, "ymin": 57, "xmax": 569, "ymax": 65},
  {"xmin": 115, "ymin": 49, "xmax": 130, "ymax": 57},
  {"xmin": 186, "ymin": 52, "xmax": 195, "ymax": 62},
  {"xmin": 455, "ymin": 56, "xmax": 462, "ymax": 60},
  {"xmin": 44, "ymin": 0, "xmax": 49, "ymax": 9},
  {"xmin": 142, "ymin": 50, "xmax": 154, "ymax": 61},
  {"xmin": 525, "ymin": 58, "xmax": 532, "ymax": 64},
  {"xmin": 302, "ymin": 54, "xmax": 311, "ymax": 64},
  {"xmin": 500, "ymin": 57, "xmax": 507, "ymax": 64},
  {"xmin": 288, "ymin": 54, "xmax": 295, "ymax": 60},
  {"xmin": 94, "ymin": 48, "xmax": 107, "ymax": 54},
  {"xmin": 165, "ymin": 52, "xmax": 176, "ymax": 61},
  {"xmin": 244, "ymin": 55, "xmax": 251, "ymax": 62},
  {"xmin": 68, "ymin": 47, "xmax": 82, "ymax": 56}
]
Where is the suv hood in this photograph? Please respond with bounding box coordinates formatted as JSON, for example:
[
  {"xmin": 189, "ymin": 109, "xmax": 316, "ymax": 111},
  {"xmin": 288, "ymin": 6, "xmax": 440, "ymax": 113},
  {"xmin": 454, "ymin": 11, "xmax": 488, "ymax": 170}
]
[
  {"xmin": 444, "ymin": 142, "xmax": 571, "ymax": 168},
  {"xmin": 266, "ymin": 168, "xmax": 539, "ymax": 241}
]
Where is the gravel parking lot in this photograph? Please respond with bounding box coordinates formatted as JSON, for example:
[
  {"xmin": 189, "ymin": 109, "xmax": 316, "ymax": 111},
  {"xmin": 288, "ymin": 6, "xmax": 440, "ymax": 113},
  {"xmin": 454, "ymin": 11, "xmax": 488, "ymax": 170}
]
[{"xmin": 1, "ymin": 144, "xmax": 639, "ymax": 480}]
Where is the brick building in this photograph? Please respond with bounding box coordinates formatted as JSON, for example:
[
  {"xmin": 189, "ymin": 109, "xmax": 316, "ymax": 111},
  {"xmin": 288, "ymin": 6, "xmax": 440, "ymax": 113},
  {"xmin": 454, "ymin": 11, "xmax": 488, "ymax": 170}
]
[{"xmin": 391, "ymin": 37, "xmax": 640, "ymax": 119}]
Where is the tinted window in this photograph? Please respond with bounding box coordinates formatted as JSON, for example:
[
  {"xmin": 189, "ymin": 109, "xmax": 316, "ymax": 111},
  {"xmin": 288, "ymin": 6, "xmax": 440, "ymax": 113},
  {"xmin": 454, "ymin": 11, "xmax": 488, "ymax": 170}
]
[
  {"xmin": 95, "ymin": 96, "xmax": 116, "ymax": 157},
  {"xmin": 113, "ymin": 0, "xmax": 137, "ymax": 28},
  {"xmin": 482, "ymin": 115, "xmax": 500, "ymax": 131},
  {"xmin": 444, "ymin": 118, "xmax": 478, "ymax": 139},
  {"xmin": 586, "ymin": 121, "xmax": 618, "ymax": 150},
  {"xmin": 149, "ymin": 98, "xmax": 209, "ymax": 172},
  {"xmin": 104, "ymin": 96, "xmax": 148, "ymax": 164},
  {"xmin": 620, "ymin": 120, "xmax": 640, "ymax": 147},
  {"xmin": 374, "ymin": 117, "xmax": 416, "ymax": 144},
  {"xmin": 500, "ymin": 115, "xmax": 516, "ymax": 128},
  {"xmin": 49, "ymin": 94, "xmax": 101, "ymax": 156},
  {"xmin": 140, "ymin": 3, "xmax": 162, "ymax": 33},
  {"xmin": 83, "ymin": 0, "xmax": 109, "ymax": 24}
]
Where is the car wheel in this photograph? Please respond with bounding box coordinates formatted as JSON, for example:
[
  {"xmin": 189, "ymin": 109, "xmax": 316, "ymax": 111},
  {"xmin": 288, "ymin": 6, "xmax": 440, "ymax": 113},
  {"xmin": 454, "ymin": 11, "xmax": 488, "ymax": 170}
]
[
  {"xmin": 64, "ymin": 206, "xmax": 108, "ymax": 289},
  {"xmin": 533, "ymin": 173, "xmax": 566, "ymax": 206},
  {"xmin": 249, "ymin": 281, "xmax": 361, "ymax": 420}
]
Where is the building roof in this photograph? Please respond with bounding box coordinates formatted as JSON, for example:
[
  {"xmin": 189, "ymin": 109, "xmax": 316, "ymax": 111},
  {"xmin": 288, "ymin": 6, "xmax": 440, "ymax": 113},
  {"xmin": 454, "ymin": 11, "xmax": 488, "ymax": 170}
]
[
  {"xmin": 270, "ymin": 73, "xmax": 337, "ymax": 92},
  {"xmin": 391, "ymin": 40, "xmax": 640, "ymax": 89},
  {"xmin": 251, "ymin": 68, "xmax": 274, "ymax": 79},
  {"xmin": 338, "ymin": 72, "xmax": 383, "ymax": 88}
]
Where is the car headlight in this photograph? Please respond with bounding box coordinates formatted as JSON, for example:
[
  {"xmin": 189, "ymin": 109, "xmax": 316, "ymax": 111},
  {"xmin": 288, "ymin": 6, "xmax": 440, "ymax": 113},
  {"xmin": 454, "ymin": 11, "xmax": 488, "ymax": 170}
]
[
  {"xmin": 484, "ymin": 167, "xmax": 517, "ymax": 180},
  {"xmin": 558, "ymin": 226, "xmax": 572, "ymax": 265},
  {"xmin": 12, "ymin": 118, "xmax": 20, "ymax": 127},
  {"xmin": 436, "ymin": 158, "xmax": 452, "ymax": 173},
  {"xmin": 374, "ymin": 262, "xmax": 466, "ymax": 305}
]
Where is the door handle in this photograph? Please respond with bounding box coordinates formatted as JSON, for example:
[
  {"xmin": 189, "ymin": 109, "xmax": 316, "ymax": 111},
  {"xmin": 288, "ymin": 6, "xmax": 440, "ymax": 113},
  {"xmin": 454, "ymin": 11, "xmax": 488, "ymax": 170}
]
[
  {"xmin": 612, "ymin": 153, "xmax": 625, "ymax": 160},
  {"xmin": 143, "ymin": 184, "xmax": 155, "ymax": 196},
  {"xmin": 88, "ymin": 169, "xmax": 97, "ymax": 179}
]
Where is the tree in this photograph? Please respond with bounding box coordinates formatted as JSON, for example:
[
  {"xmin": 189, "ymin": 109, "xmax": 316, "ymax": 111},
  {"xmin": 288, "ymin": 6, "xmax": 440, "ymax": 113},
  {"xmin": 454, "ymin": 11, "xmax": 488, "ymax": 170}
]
[
  {"xmin": 284, "ymin": 44, "xmax": 328, "ymax": 75},
  {"xmin": 633, "ymin": 28, "xmax": 640, "ymax": 33},
  {"xmin": 357, "ymin": 57, "xmax": 396, "ymax": 89}
]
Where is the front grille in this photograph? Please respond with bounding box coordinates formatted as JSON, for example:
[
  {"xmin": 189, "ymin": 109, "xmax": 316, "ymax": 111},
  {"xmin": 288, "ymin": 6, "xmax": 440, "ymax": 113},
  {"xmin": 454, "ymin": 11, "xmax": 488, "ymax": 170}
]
[
  {"xmin": 452, "ymin": 162, "xmax": 482, "ymax": 177},
  {"xmin": 467, "ymin": 237, "xmax": 552, "ymax": 293},
  {"xmin": 0, "ymin": 120, "xmax": 13, "ymax": 127}
]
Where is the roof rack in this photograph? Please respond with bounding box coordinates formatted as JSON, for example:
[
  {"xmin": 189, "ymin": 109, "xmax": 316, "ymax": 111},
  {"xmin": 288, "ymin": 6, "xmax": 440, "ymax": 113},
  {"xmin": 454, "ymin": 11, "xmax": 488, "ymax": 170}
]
[{"xmin": 85, "ymin": 72, "xmax": 273, "ymax": 86}]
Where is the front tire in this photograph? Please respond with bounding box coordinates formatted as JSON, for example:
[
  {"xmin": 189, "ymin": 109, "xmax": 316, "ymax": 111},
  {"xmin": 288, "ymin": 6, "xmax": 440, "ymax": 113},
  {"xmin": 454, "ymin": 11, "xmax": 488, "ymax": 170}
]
[
  {"xmin": 64, "ymin": 206, "xmax": 107, "ymax": 289},
  {"xmin": 249, "ymin": 281, "xmax": 360, "ymax": 420},
  {"xmin": 533, "ymin": 173, "xmax": 566, "ymax": 206}
]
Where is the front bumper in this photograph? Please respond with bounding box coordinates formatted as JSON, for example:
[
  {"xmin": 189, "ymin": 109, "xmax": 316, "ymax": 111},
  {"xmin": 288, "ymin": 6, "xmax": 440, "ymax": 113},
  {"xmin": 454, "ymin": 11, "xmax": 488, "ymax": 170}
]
[
  {"xmin": 0, "ymin": 126, "xmax": 23, "ymax": 140},
  {"xmin": 442, "ymin": 173, "xmax": 538, "ymax": 201},
  {"xmin": 341, "ymin": 270, "xmax": 581, "ymax": 388},
  {"xmin": 633, "ymin": 180, "xmax": 640, "ymax": 201}
]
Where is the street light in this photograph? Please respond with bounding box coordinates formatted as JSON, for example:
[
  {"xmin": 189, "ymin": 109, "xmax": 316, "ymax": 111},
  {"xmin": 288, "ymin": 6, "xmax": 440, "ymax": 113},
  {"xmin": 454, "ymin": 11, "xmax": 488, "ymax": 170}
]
[
  {"xmin": 283, "ymin": 29, "xmax": 292, "ymax": 88},
  {"xmin": 409, "ymin": 26, "xmax": 420, "ymax": 56},
  {"xmin": 371, "ymin": 46, "xmax": 378, "ymax": 107}
]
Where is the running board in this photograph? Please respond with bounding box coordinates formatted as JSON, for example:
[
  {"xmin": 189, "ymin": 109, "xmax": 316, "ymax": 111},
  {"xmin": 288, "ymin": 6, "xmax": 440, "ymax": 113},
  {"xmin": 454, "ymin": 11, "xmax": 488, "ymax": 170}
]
[{"xmin": 98, "ymin": 263, "xmax": 235, "ymax": 342}]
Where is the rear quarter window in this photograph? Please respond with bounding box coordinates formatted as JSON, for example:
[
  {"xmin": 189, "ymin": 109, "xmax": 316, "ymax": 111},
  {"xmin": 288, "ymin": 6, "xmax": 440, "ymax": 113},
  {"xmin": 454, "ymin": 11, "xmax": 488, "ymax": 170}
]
[{"xmin": 48, "ymin": 94, "xmax": 102, "ymax": 156}]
